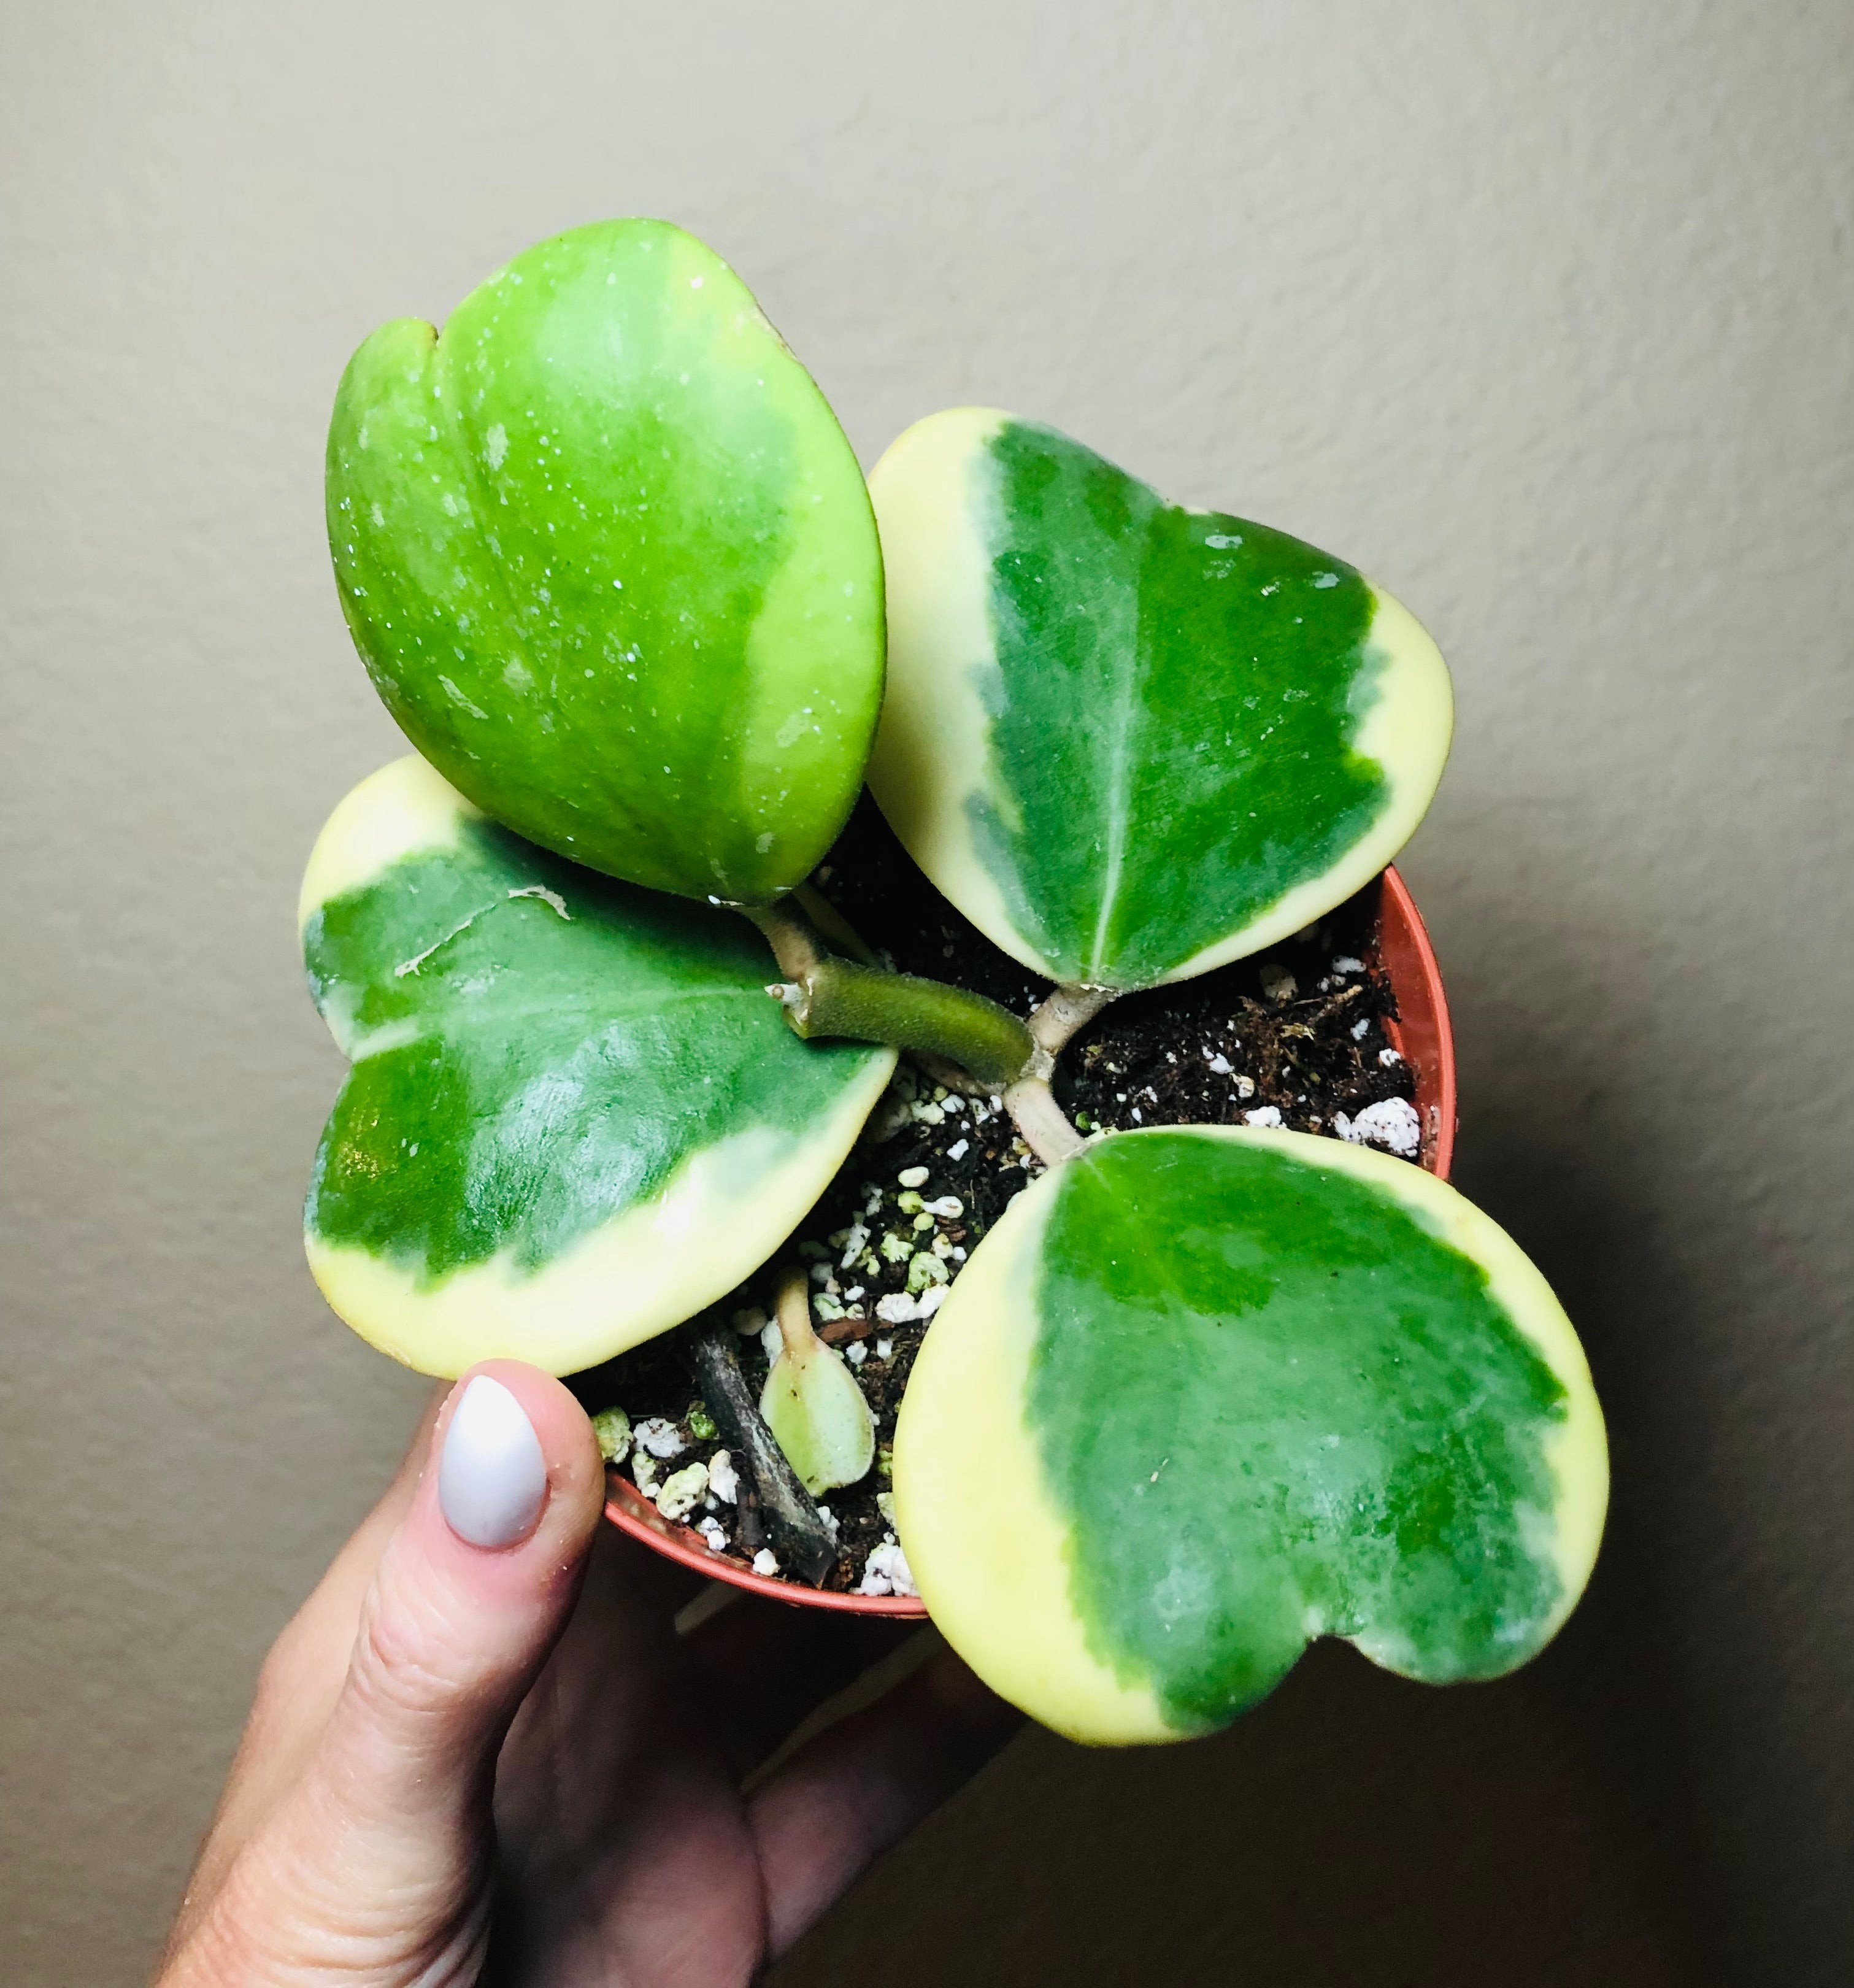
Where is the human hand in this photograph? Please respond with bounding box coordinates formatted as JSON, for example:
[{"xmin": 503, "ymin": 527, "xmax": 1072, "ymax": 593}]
[{"xmin": 155, "ymin": 1363, "xmax": 1018, "ymax": 1986}]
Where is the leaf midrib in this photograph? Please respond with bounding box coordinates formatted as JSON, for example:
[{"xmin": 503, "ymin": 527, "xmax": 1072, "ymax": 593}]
[{"xmin": 1083, "ymin": 522, "xmax": 1155, "ymax": 982}]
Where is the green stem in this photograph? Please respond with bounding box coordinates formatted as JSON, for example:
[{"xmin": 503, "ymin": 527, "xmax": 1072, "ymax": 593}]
[
  {"xmin": 744, "ymin": 901, "xmax": 1125, "ymax": 1168},
  {"xmin": 745, "ymin": 900, "xmax": 1036, "ymax": 1090}
]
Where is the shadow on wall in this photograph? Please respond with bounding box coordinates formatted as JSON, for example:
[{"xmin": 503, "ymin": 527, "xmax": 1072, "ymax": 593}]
[
  {"xmin": 1440, "ymin": 874, "xmax": 1854, "ymax": 1984},
  {"xmin": 774, "ymin": 895, "xmax": 1737, "ymax": 1987}
]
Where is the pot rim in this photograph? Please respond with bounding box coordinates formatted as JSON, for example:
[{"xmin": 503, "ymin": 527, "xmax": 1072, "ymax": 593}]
[
  {"xmin": 1377, "ymin": 863, "xmax": 1456, "ymax": 1180},
  {"xmin": 604, "ymin": 861, "xmax": 1456, "ymax": 1614}
]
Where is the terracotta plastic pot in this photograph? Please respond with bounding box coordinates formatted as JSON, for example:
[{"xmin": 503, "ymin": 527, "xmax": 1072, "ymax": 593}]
[
  {"xmin": 1376, "ymin": 865, "xmax": 1456, "ymax": 1180},
  {"xmin": 604, "ymin": 864, "xmax": 1457, "ymax": 1612}
]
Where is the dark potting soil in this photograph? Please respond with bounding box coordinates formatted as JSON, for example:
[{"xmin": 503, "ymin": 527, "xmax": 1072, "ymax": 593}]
[{"xmin": 569, "ymin": 796, "xmax": 1420, "ymax": 1598}]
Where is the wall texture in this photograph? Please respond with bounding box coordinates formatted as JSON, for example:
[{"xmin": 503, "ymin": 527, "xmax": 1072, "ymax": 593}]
[{"xmin": 3, "ymin": 2, "xmax": 1849, "ymax": 1980}]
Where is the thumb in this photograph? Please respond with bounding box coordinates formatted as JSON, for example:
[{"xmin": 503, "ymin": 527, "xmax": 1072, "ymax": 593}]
[
  {"xmin": 331, "ymin": 1362, "xmax": 606, "ymax": 1816},
  {"xmin": 178, "ymin": 1363, "xmax": 604, "ymax": 1987}
]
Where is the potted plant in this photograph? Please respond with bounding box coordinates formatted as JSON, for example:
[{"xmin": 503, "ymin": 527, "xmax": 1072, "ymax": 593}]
[{"xmin": 302, "ymin": 218, "xmax": 1607, "ymax": 1744}]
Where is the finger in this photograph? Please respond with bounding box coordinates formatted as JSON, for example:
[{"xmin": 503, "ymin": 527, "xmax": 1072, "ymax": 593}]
[
  {"xmin": 487, "ymin": 1528, "xmax": 777, "ymax": 1988},
  {"xmin": 748, "ymin": 1640, "xmax": 1023, "ymax": 1956},
  {"xmin": 172, "ymin": 1364, "xmax": 604, "ymax": 1987},
  {"xmin": 263, "ymin": 1387, "xmax": 445, "ymax": 1700},
  {"xmin": 495, "ymin": 1524, "xmax": 724, "ymax": 1857},
  {"xmin": 682, "ymin": 1593, "xmax": 920, "ymax": 1774},
  {"xmin": 321, "ymin": 1362, "xmax": 604, "ymax": 1814},
  {"xmin": 169, "ymin": 1388, "xmax": 445, "ymax": 1949},
  {"xmin": 244, "ymin": 1389, "xmax": 444, "ymax": 1743}
]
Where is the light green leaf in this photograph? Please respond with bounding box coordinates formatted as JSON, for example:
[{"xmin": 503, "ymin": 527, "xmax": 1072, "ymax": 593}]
[
  {"xmin": 758, "ymin": 1271, "xmax": 877, "ymax": 1495},
  {"xmin": 867, "ymin": 409, "xmax": 1453, "ymax": 988},
  {"xmin": 327, "ymin": 218, "xmax": 884, "ymax": 907},
  {"xmin": 894, "ymin": 1127, "xmax": 1606, "ymax": 1743},
  {"xmin": 301, "ymin": 757, "xmax": 895, "ymax": 1378},
  {"xmin": 760, "ymin": 1341, "xmax": 877, "ymax": 1497}
]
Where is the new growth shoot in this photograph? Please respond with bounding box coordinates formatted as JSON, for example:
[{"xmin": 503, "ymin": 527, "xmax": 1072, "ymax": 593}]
[{"xmin": 759, "ymin": 1266, "xmax": 877, "ymax": 1496}]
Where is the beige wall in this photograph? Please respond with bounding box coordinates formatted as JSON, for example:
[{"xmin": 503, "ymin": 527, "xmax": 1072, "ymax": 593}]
[{"xmin": 4, "ymin": 2, "xmax": 1850, "ymax": 1979}]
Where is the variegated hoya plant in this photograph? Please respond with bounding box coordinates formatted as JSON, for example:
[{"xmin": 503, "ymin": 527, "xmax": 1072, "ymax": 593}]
[{"xmin": 303, "ymin": 218, "xmax": 1607, "ymax": 1744}]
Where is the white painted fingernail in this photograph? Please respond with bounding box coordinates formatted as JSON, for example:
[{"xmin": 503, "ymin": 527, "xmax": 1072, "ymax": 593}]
[{"xmin": 438, "ymin": 1376, "xmax": 548, "ymax": 1547}]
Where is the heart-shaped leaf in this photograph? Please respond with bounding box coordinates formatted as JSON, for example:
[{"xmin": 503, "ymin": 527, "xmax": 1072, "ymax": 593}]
[
  {"xmin": 894, "ymin": 1126, "xmax": 1606, "ymax": 1743},
  {"xmin": 867, "ymin": 410, "xmax": 1452, "ymax": 988},
  {"xmin": 301, "ymin": 756, "xmax": 895, "ymax": 1377},
  {"xmin": 327, "ymin": 218, "xmax": 884, "ymax": 906}
]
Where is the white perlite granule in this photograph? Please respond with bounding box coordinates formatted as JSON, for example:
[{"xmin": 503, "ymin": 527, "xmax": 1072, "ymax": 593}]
[
  {"xmin": 871, "ymin": 1284, "xmax": 950, "ymax": 1327},
  {"xmin": 633, "ymin": 1416, "xmax": 686, "ymax": 1460},
  {"xmin": 856, "ymin": 1536, "xmax": 918, "ymax": 1598},
  {"xmin": 1334, "ymin": 1096, "xmax": 1421, "ymax": 1158},
  {"xmin": 1243, "ymin": 1105, "xmax": 1283, "ymax": 1128},
  {"xmin": 591, "ymin": 1407, "xmax": 632, "ymax": 1464},
  {"xmin": 654, "ymin": 1462, "xmax": 709, "ymax": 1520},
  {"xmin": 1259, "ymin": 962, "xmax": 1297, "ymax": 1002}
]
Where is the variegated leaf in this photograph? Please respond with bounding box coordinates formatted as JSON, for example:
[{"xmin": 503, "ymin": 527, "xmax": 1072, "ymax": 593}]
[
  {"xmin": 301, "ymin": 757, "xmax": 894, "ymax": 1377},
  {"xmin": 895, "ymin": 1126, "xmax": 1606, "ymax": 1743},
  {"xmin": 869, "ymin": 410, "xmax": 1452, "ymax": 988}
]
